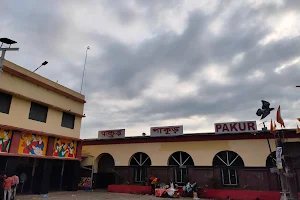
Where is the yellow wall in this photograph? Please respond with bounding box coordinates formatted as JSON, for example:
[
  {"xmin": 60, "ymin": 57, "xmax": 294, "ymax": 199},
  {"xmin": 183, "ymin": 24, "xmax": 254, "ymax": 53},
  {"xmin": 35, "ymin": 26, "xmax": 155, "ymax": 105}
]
[
  {"xmin": 1, "ymin": 61, "xmax": 84, "ymax": 115},
  {"xmin": 82, "ymin": 139, "xmax": 277, "ymax": 171},
  {"xmin": 0, "ymin": 95, "xmax": 82, "ymax": 138},
  {"xmin": 0, "ymin": 60, "xmax": 85, "ymax": 138}
]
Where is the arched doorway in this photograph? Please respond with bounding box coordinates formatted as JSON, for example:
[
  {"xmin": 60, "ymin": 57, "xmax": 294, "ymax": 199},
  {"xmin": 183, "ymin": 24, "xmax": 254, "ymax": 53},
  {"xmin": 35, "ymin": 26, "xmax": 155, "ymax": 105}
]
[
  {"xmin": 213, "ymin": 151, "xmax": 244, "ymax": 186},
  {"xmin": 129, "ymin": 152, "xmax": 151, "ymax": 183},
  {"xmin": 97, "ymin": 153, "xmax": 115, "ymax": 188},
  {"xmin": 168, "ymin": 151, "xmax": 194, "ymax": 184}
]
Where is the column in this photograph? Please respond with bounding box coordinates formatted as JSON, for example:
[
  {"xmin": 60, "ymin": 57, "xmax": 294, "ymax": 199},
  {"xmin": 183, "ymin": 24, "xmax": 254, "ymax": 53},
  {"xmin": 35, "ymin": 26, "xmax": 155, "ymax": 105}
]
[
  {"xmin": 9, "ymin": 130, "xmax": 21, "ymax": 153},
  {"xmin": 32, "ymin": 159, "xmax": 53, "ymax": 194},
  {"xmin": 66, "ymin": 160, "xmax": 80, "ymax": 191}
]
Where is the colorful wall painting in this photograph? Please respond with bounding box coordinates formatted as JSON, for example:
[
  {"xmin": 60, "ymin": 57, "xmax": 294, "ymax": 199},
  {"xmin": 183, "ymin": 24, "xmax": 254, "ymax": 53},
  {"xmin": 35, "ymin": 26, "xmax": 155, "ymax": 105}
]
[
  {"xmin": 0, "ymin": 129, "xmax": 12, "ymax": 153},
  {"xmin": 18, "ymin": 133, "xmax": 48, "ymax": 156},
  {"xmin": 52, "ymin": 138, "xmax": 77, "ymax": 158}
]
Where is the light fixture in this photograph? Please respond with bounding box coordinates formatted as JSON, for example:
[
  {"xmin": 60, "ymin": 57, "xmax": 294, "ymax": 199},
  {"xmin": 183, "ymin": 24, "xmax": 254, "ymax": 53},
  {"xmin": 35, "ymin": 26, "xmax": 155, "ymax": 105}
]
[
  {"xmin": 33, "ymin": 61, "xmax": 48, "ymax": 73},
  {"xmin": 0, "ymin": 38, "xmax": 19, "ymax": 73}
]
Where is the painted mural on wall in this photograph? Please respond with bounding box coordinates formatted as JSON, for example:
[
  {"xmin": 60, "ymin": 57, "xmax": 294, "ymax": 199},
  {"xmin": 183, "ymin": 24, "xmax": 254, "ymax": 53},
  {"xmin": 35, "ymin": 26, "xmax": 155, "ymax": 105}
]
[
  {"xmin": 18, "ymin": 133, "xmax": 48, "ymax": 156},
  {"xmin": 0, "ymin": 129, "xmax": 12, "ymax": 153},
  {"xmin": 52, "ymin": 138, "xmax": 77, "ymax": 158}
]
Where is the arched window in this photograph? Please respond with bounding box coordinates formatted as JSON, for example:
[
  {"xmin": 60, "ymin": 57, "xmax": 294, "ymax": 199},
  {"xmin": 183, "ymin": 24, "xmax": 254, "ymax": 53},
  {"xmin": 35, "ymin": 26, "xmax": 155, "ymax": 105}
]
[
  {"xmin": 129, "ymin": 152, "xmax": 151, "ymax": 183},
  {"xmin": 266, "ymin": 151, "xmax": 276, "ymax": 168},
  {"xmin": 213, "ymin": 151, "xmax": 244, "ymax": 186},
  {"xmin": 168, "ymin": 151, "xmax": 194, "ymax": 183}
]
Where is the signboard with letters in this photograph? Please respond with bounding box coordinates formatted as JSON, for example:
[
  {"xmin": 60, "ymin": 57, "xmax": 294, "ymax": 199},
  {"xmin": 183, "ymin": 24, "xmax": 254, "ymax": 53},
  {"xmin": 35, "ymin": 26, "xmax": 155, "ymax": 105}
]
[
  {"xmin": 98, "ymin": 129, "xmax": 125, "ymax": 139},
  {"xmin": 215, "ymin": 121, "xmax": 257, "ymax": 134},
  {"xmin": 150, "ymin": 125, "xmax": 183, "ymax": 137}
]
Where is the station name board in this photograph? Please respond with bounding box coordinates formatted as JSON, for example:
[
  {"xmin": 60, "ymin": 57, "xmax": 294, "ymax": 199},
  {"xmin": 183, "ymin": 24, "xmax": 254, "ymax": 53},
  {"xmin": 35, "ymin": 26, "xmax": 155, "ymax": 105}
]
[
  {"xmin": 98, "ymin": 129, "xmax": 125, "ymax": 139},
  {"xmin": 150, "ymin": 125, "xmax": 183, "ymax": 137},
  {"xmin": 215, "ymin": 121, "xmax": 257, "ymax": 134}
]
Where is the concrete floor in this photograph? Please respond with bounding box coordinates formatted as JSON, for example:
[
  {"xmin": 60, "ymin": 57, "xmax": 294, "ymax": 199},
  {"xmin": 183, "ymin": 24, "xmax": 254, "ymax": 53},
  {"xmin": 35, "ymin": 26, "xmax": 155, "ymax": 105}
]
[{"xmin": 15, "ymin": 190, "xmax": 210, "ymax": 200}]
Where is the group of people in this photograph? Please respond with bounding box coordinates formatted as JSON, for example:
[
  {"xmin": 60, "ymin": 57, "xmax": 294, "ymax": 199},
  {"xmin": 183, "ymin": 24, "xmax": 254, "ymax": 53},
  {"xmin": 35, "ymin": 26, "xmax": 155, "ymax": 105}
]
[
  {"xmin": 1, "ymin": 174, "xmax": 19, "ymax": 200},
  {"xmin": 148, "ymin": 176, "xmax": 199, "ymax": 199}
]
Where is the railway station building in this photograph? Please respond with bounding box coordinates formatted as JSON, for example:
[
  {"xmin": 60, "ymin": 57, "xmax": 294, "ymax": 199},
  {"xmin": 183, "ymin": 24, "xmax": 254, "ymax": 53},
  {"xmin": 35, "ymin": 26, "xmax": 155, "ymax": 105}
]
[{"xmin": 0, "ymin": 60, "xmax": 85, "ymax": 194}]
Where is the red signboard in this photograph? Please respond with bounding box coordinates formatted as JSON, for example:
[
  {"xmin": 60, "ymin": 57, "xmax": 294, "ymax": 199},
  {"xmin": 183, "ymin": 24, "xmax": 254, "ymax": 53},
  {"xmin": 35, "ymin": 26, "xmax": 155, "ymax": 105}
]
[
  {"xmin": 215, "ymin": 121, "xmax": 257, "ymax": 134},
  {"xmin": 98, "ymin": 129, "xmax": 125, "ymax": 139}
]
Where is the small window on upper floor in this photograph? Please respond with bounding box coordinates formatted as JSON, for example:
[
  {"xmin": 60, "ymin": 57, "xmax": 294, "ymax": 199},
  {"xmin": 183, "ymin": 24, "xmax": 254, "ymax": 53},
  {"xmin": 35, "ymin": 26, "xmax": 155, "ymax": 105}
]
[
  {"xmin": 61, "ymin": 112, "xmax": 75, "ymax": 129},
  {"xmin": 29, "ymin": 102, "xmax": 48, "ymax": 123},
  {"xmin": 0, "ymin": 91, "xmax": 12, "ymax": 114}
]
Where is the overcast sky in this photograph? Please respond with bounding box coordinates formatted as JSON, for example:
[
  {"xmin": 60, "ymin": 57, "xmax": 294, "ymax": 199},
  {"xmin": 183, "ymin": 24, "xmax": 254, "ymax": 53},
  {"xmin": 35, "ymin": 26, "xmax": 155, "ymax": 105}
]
[{"xmin": 1, "ymin": 0, "xmax": 300, "ymax": 138}]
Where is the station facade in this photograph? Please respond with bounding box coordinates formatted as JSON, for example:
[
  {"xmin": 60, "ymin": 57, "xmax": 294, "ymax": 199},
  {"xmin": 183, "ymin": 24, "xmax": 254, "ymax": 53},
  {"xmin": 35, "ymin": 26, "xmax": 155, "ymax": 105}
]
[
  {"xmin": 81, "ymin": 127, "xmax": 300, "ymax": 192},
  {"xmin": 0, "ymin": 60, "xmax": 85, "ymax": 194}
]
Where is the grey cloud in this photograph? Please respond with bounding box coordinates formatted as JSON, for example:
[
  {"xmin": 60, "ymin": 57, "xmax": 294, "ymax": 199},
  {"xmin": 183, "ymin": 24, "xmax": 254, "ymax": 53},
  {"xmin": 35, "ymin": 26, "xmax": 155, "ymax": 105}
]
[{"xmin": 1, "ymin": 0, "xmax": 299, "ymax": 137}]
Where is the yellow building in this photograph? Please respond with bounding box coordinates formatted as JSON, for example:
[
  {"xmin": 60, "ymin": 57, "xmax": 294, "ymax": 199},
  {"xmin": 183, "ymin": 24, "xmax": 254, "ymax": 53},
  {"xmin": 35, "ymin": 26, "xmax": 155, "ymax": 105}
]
[
  {"xmin": 0, "ymin": 60, "xmax": 85, "ymax": 194},
  {"xmin": 81, "ymin": 129, "xmax": 300, "ymax": 191}
]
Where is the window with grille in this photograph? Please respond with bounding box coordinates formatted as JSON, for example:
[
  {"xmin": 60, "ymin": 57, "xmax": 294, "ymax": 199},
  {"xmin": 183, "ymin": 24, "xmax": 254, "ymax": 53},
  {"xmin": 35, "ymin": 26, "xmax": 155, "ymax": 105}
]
[
  {"xmin": 130, "ymin": 152, "xmax": 151, "ymax": 183},
  {"xmin": 61, "ymin": 112, "xmax": 75, "ymax": 129},
  {"xmin": 174, "ymin": 168, "xmax": 188, "ymax": 183},
  {"xmin": 213, "ymin": 151, "xmax": 244, "ymax": 186},
  {"xmin": 0, "ymin": 91, "xmax": 12, "ymax": 114},
  {"xmin": 168, "ymin": 151, "xmax": 194, "ymax": 183},
  {"xmin": 28, "ymin": 102, "xmax": 48, "ymax": 123},
  {"xmin": 134, "ymin": 167, "xmax": 147, "ymax": 183}
]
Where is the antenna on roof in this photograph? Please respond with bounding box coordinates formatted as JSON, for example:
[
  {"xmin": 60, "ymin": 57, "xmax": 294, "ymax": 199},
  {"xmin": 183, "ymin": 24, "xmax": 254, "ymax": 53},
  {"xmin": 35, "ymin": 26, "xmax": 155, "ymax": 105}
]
[
  {"xmin": 80, "ymin": 46, "xmax": 90, "ymax": 94},
  {"xmin": 0, "ymin": 38, "xmax": 19, "ymax": 74}
]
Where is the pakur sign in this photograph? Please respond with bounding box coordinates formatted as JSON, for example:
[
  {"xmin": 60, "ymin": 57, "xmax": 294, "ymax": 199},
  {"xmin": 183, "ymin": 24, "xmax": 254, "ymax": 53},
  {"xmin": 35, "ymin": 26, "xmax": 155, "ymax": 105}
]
[
  {"xmin": 215, "ymin": 121, "xmax": 257, "ymax": 134},
  {"xmin": 150, "ymin": 125, "xmax": 183, "ymax": 137},
  {"xmin": 98, "ymin": 129, "xmax": 125, "ymax": 139}
]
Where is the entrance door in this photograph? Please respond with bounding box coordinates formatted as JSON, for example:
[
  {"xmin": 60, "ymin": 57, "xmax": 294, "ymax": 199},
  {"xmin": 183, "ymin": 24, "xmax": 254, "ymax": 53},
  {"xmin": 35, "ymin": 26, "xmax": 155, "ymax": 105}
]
[{"xmin": 96, "ymin": 153, "xmax": 115, "ymax": 188}]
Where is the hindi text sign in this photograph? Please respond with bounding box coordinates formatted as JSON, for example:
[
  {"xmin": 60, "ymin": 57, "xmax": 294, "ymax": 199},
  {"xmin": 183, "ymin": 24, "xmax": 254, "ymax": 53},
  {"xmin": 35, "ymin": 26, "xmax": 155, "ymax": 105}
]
[
  {"xmin": 98, "ymin": 129, "xmax": 125, "ymax": 139},
  {"xmin": 150, "ymin": 125, "xmax": 183, "ymax": 137},
  {"xmin": 215, "ymin": 121, "xmax": 257, "ymax": 134}
]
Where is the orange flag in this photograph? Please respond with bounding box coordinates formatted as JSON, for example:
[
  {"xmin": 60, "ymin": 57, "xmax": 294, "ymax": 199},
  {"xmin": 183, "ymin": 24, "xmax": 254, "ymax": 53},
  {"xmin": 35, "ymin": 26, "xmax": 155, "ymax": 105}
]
[
  {"xmin": 297, "ymin": 125, "xmax": 300, "ymax": 134},
  {"xmin": 270, "ymin": 119, "xmax": 276, "ymax": 135},
  {"xmin": 276, "ymin": 106, "xmax": 285, "ymax": 128}
]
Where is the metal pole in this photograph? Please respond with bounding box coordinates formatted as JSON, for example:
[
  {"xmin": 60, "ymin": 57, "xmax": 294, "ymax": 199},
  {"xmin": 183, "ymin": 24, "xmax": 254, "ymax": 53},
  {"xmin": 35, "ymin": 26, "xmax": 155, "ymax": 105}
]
[
  {"xmin": 276, "ymin": 139, "xmax": 288, "ymax": 200},
  {"xmin": 33, "ymin": 65, "xmax": 43, "ymax": 73},
  {"xmin": 80, "ymin": 46, "xmax": 90, "ymax": 94},
  {"xmin": 0, "ymin": 50, "xmax": 6, "ymax": 72},
  {"xmin": 91, "ymin": 156, "xmax": 94, "ymax": 190}
]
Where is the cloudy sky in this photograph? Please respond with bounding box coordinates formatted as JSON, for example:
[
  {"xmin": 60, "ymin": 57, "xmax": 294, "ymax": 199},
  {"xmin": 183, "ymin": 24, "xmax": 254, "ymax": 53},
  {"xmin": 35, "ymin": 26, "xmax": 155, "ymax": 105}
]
[{"xmin": 1, "ymin": 0, "xmax": 300, "ymax": 138}]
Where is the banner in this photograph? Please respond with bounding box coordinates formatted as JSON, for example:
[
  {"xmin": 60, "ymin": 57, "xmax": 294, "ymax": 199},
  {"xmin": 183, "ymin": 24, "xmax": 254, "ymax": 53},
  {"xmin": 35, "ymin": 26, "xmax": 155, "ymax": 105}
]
[
  {"xmin": 98, "ymin": 129, "xmax": 125, "ymax": 139},
  {"xmin": 18, "ymin": 133, "xmax": 48, "ymax": 156},
  {"xmin": 53, "ymin": 138, "xmax": 77, "ymax": 158},
  {"xmin": 0, "ymin": 129, "xmax": 12, "ymax": 153},
  {"xmin": 276, "ymin": 147, "xmax": 283, "ymax": 169},
  {"xmin": 150, "ymin": 125, "xmax": 183, "ymax": 137}
]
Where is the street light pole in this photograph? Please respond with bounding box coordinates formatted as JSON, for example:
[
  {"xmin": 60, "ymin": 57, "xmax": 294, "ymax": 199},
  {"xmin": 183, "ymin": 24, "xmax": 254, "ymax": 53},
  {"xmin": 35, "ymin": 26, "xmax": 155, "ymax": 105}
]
[{"xmin": 33, "ymin": 61, "xmax": 48, "ymax": 73}]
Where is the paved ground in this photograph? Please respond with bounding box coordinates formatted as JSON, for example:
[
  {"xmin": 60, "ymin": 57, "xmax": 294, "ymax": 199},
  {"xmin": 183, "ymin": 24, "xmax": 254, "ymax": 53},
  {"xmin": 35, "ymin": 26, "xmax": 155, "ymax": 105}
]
[{"xmin": 15, "ymin": 190, "xmax": 212, "ymax": 200}]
